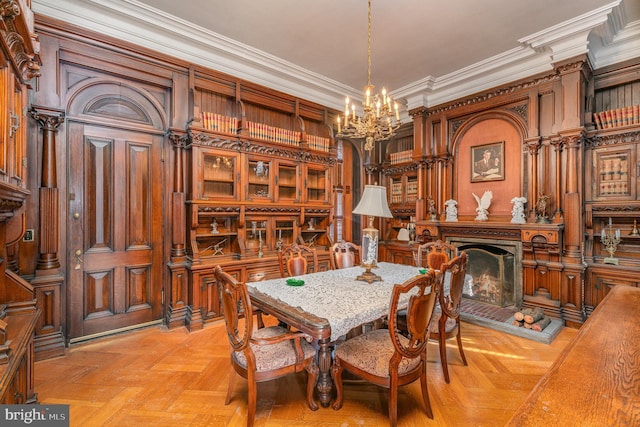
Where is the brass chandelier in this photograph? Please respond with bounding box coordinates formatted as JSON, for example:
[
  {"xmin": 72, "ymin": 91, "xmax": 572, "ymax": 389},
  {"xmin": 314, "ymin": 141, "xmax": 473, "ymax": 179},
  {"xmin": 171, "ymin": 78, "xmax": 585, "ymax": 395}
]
[{"xmin": 336, "ymin": 0, "xmax": 401, "ymax": 151}]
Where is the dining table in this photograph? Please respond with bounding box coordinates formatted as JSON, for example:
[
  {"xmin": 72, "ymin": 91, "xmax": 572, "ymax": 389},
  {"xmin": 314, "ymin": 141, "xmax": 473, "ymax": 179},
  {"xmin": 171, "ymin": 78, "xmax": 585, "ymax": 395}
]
[{"xmin": 247, "ymin": 261, "xmax": 423, "ymax": 408}]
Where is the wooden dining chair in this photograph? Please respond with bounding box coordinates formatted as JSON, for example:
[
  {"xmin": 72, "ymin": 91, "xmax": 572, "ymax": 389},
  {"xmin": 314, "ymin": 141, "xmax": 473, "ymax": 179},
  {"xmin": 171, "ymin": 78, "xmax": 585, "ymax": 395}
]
[
  {"xmin": 329, "ymin": 241, "xmax": 361, "ymax": 270},
  {"xmin": 278, "ymin": 242, "xmax": 318, "ymax": 277},
  {"xmin": 331, "ymin": 270, "xmax": 440, "ymax": 426},
  {"xmin": 413, "ymin": 239, "xmax": 458, "ymax": 270},
  {"xmin": 214, "ymin": 265, "xmax": 319, "ymax": 426},
  {"xmin": 429, "ymin": 251, "xmax": 469, "ymax": 383}
]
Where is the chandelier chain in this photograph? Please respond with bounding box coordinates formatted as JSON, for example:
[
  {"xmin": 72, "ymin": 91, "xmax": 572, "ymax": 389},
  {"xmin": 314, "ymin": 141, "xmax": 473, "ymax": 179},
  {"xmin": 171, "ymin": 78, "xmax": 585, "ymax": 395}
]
[
  {"xmin": 367, "ymin": 0, "xmax": 372, "ymax": 87},
  {"xmin": 335, "ymin": 0, "xmax": 401, "ymax": 151}
]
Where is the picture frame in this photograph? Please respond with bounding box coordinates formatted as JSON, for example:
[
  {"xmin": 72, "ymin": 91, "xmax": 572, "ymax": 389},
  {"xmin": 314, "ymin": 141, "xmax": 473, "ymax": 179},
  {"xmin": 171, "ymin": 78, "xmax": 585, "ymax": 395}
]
[{"xmin": 471, "ymin": 141, "xmax": 504, "ymax": 182}]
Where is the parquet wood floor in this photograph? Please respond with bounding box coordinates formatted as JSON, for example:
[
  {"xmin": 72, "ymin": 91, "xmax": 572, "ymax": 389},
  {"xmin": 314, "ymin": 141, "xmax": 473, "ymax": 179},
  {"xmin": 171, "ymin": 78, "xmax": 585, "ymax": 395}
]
[{"xmin": 35, "ymin": 318, "xmax": 577, "ymax": 426}]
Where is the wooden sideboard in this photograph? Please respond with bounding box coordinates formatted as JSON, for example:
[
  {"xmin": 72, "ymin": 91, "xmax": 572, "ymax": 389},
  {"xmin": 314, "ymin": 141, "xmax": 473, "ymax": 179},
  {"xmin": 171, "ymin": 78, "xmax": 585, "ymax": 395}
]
[{"xmin": 507, "ymin": 285, "xmax": 640, "ymax": 426}]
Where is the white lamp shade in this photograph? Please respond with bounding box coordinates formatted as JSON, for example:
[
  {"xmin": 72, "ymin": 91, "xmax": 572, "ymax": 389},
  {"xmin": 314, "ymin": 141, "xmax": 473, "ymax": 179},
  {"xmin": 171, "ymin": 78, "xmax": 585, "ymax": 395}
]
[{"xmin": 352, "ymin": 185, "xmax": 393, "ymax": 218}]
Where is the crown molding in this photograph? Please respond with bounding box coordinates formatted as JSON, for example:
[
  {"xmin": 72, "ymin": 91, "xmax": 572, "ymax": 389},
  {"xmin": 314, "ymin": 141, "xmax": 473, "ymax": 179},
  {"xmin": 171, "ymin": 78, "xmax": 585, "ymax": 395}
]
[{"xmin": 32, "ymin": 0, "xmax": 638, "ymax": 112}]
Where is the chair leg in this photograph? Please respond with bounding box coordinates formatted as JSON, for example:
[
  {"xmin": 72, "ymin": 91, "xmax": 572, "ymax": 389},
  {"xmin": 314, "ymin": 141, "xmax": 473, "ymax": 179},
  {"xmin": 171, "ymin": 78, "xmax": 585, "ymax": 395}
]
[
  {"xmin": 420, "ymin": 369, "xmax": 434, "ymax": 419},
  {"xmin": 388, "ymin": 375, "xmax": 398, "ymax": 427},
  {"xmin": 438, "ymin": 333, "xmax": 450, "ymax": 384},
  {"xmin": 306, "ymin": 362, "xmax": 319, "ymax": 411},
  {"xmin": 331, "ymin": 359, "xmax": 344, "ymax": 410},
  {"xmin": 456, "ymin": 324, "xmax": 468, "ymax": 366},
  {"xmin": 247, "ymin": 372, "xmax": 257, "ymax": 427},
  {"xmin": 225, "ymin": 365, "xmax": 236, "ymax": 405}
]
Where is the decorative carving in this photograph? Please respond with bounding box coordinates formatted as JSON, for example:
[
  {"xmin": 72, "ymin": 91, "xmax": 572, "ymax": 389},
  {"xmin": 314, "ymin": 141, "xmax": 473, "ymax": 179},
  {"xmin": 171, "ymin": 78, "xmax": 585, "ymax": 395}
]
[
  {"xmin": 187, "ymin": 130, "xmax": 335, "ymax": 165},
  {"xmin": 414, "ymin": 72, "xmax": 558, "ymax": 117},
  {"xmin": 510, "ymin": 104, "xmax": 528, "ymax": 124},
  {"xmin": 450, "ymin": 118, "xmax": 465, "ymax": 136},
  {"xmin": 381, "ymin": 163, "xmax": 418, "ymax": 175},
  {"xmin": 585, "ymin": 130, "xmax": 640, "ymax": 148},
  {"xmin": 1, "ymin": 0, "xmax": 41, "ymax": 83},
  {"xmin": 30, "ymin": 107, "xmax": 65, "ymax": 131}
]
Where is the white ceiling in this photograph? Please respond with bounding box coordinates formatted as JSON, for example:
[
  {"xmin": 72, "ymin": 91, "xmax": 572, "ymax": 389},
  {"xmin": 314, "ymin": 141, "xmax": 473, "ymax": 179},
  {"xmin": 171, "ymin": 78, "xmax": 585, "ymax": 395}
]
[{"xmin": 32, "ymin": 0, "xmax": 640, "ymax": 114}]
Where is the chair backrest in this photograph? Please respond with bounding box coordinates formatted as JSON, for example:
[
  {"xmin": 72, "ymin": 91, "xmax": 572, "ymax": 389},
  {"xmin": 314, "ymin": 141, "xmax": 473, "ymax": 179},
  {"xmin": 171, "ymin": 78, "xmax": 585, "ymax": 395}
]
[
  {"xmin": 387, "ymin": 270, "xmax": 439, "ymax": 359},
  {"xmin": 329, "ymin": 241, "xmax": 361, "ymax": 269},
  {"xmin": 214, "ymin": 265, "xmax": 252, "ymax": 352},
  {"xmin": 413, "ymin": 239, "xmax": 458, "ymax": 270},
  {"xmin": 438, "ymin": 251, "xmax": 468, "ymax": 320},
  {"xmin": 278, "ymin": 243, "xmax": 318, "ymax": 277}
]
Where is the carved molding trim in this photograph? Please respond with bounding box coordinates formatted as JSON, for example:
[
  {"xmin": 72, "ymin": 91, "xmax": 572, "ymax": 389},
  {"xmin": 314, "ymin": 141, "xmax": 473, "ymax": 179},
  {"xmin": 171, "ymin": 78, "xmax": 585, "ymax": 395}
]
[
  {"xmin": 245, "ymin": 206, "xmax": 303, "ymax": 214},
  {"xmin": 414, "ymin": 72, "xmax": 560, "ymax": 116},
  {"xmin": 585, "ymin": 130, "xmax": 640, "ymax": 148},
  {"xmin": 382, "ymin": 163, "xmax": 418, "ymax": 175},
  {"xmin": 440, "ymin": 226, "xmax": 521, "ymax": 240},
  {"xmin": 187, "ymin": 130, "xmax": 335, "ymax": 165},
  {"xmin": 199, "ymin": 206, "xmax": 241, "ymax": 214}
]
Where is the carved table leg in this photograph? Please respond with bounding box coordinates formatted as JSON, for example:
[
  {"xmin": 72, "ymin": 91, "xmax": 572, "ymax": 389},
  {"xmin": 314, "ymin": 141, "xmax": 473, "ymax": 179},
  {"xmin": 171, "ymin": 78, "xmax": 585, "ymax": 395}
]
[{"xmin": 316, "ymin": 338, "xmax": 334, "ymax": 407}]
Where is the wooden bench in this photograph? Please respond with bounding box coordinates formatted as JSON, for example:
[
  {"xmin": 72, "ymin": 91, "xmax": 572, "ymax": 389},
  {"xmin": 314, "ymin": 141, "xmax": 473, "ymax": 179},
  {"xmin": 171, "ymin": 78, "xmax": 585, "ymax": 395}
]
[{"xmin": 506, "ymin": 285, "xmax": 640, "ymax": 426}]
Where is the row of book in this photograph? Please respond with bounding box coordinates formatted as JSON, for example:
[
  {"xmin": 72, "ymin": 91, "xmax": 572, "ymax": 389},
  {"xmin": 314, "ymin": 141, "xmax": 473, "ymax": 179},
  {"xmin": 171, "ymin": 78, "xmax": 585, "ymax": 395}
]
[
  {"xmin": 389, "ymin": 149, "xmax": 413, "ymax": 165},
  {"xmin": 593, "ymin": 105, "xmax": 640, "ymax": 129},
  {"xmin": 202, "ymin": 112, "xmax": 238, "ymax": 134},
  {"xmin": 307, "ymin": 134, "xmax": 330, "ymax": 152},
  {"xmin": 246, "ymin": 121, "xmax": 301, "ymax": 146},
  {"xmin": 599, "ymin": 181, "xmax": 629, "ymax": 196},
  {"xmin": 200, "ymin": 113, "xmax": 330, "ymax": 150},
  {"xmin": 599, "ymin": 156, "xmax": 628, "ymax": 181},
  {"xmin": 390, "ymin": 182, "xmax": 404, "ymax": 204}
]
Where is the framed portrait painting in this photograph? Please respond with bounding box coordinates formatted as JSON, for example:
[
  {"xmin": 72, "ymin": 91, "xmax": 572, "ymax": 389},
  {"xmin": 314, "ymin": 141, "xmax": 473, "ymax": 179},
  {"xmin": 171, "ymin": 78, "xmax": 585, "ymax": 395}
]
[{"xmin": 471, "ymin": 141, "xmax": 504, "ymax": 182}]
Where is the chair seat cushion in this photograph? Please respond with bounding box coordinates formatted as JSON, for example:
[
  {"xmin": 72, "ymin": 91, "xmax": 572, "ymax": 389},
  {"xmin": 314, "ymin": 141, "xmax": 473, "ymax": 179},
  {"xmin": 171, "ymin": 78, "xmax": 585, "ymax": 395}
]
[
  {"xmin": 334, "ymin": 329, "xmax": 421, "ymax": 377},
  {"xmin": 234, "ymin": 326, "xmax": 316, "ymax": 372},
  {"xmin": 428, "ymin": 309, "xmax": 458, "ymax": 334}
]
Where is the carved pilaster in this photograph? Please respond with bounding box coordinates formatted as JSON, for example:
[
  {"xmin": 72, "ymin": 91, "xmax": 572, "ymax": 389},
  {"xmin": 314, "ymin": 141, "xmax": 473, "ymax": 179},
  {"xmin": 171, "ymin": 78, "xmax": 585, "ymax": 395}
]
[
  {"xmin": 525, "ymin": 137, "xmax": 541, "ymax": 220},
  {"xmin": 550, "ymin": 136, "xmax": 565, "ymax": 221},
  {"xmin": 169, "ymin": 131, "xmax": 187, "ymax": 260},
  {"xmin": 30, "ymin": 107, "xmax": 64, "ymax": 273}
]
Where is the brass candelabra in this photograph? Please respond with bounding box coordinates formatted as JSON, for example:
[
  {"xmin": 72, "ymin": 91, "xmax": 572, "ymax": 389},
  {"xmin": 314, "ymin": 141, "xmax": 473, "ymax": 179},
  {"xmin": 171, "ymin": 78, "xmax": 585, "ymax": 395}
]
[{"xmin": 601, "ymin": 219, "xmax": 621, "ymax": 265}]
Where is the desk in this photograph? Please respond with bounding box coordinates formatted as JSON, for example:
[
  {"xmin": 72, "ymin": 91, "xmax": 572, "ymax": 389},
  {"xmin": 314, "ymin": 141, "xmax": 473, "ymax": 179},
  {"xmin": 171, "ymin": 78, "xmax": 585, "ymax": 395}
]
[
  {"xmin": 247, "ymin": 262, "xmax": 420, "ymax": 407},
  {"xmin": 507, "ymin": 285, "xmax": 640, "ymax": 426}
]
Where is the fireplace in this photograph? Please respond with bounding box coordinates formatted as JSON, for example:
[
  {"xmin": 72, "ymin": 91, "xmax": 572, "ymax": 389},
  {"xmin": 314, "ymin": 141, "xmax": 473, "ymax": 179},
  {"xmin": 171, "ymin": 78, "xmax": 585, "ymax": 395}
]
[{"xmin": 448, "ymin": 237, "xmax": 522, "ymax": 308}]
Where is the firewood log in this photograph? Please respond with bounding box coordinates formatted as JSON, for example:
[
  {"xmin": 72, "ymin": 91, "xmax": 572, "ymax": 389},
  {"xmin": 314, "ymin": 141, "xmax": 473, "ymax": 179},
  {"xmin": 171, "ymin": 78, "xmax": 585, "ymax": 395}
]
[
  {"xmin": 523, "ymin": 321, "xmax": 533, "ymax": 329},
  {"xmin": 531, "ymin": 316, "xmax": 552, "ymax": 332},
  {"xmin": 523, "ymin": 307, "xmax": 545, "ymax": 324},
  {"xmin": 514, "ymin": 308, "xmax": 535, "ymax": 322},
  {"xmin": 512, "ymin": 319, "xmax": 525, "ymax": 327}
]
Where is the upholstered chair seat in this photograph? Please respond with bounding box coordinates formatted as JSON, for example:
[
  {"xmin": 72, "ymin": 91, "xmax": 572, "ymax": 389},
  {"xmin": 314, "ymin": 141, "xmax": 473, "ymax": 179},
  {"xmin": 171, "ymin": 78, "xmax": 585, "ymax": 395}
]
[
  {"xmin": 233, "ymin": 326, "xmax": 316, "ymax": 372},
  {"xmin": 334, "ymin": 329, "xmax": 422, "ymax": 377}
]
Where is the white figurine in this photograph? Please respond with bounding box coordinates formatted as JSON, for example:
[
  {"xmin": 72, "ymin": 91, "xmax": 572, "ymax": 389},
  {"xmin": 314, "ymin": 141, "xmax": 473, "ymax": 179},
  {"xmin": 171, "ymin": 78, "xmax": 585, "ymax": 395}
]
[
  {"xmin": 472, "ymin": 191, "xmax": 493, "ymax": 221},
  {"xmin": 445, "ymin": 199, "xmax": 458, "ymax": 222},
  {"xmin": 510, "ymin": 196, "xmax": 527, "ymax": 224}
]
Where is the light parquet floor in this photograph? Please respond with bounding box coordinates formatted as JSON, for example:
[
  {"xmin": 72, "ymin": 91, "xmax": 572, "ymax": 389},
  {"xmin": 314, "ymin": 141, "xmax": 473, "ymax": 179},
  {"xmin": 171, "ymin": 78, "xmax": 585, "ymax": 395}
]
[{"xmin": 35, "ymin": 319, "xmax": 577, "ymax": 427}]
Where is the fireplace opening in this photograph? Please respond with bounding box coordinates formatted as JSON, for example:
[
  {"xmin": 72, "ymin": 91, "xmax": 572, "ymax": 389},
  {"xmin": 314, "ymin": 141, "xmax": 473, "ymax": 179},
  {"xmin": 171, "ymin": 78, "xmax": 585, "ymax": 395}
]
[{"xmin": 450, "ymin": 238, "xmax": 522, "ymax": 308}]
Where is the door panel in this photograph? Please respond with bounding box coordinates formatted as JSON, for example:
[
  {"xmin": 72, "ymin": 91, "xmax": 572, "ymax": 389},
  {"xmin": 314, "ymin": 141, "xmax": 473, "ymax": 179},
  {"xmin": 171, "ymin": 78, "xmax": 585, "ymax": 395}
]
[{"xmin": 69, "ymin": 123, "xmax": 163, "ymax": 339}]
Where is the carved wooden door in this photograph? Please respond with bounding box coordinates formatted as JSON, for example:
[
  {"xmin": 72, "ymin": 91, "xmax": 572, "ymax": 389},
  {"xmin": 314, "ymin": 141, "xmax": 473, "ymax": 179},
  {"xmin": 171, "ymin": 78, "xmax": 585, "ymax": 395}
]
[{"xmin": 68, "ymin": 123, "xmax": 163, "ymax": 339}]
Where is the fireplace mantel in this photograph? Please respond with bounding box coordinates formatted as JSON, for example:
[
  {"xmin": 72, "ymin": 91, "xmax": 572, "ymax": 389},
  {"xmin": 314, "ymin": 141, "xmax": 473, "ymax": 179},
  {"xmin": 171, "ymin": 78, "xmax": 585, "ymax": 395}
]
[{"xmin": 418, "ymin": 220, "xmax": 564, "ymax": 244}]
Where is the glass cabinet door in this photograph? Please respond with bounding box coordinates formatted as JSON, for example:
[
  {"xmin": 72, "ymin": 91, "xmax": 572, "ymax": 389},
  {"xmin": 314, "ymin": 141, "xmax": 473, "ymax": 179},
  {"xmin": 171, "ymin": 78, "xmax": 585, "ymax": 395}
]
[
  {"xmin": 201, "ymin": 152, "xmax": 239, "ymax": 200},
  {"xmin": 247, "ymin": 156, "xmax": 273, "ymax": 200},
  {"xmin": 276, "ymin": 161, "xmax": 299, "ymax": 202},
  {"xmin": 306, "ymin": 165, "xmax": 330, "ymax": 204}
]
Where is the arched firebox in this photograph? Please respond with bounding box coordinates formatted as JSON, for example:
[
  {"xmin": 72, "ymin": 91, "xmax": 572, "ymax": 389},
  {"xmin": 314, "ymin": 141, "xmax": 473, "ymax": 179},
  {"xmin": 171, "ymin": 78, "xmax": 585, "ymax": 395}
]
[{"xmin": 449, "ymin": 238, "xmax": 523, "ymax": 308}]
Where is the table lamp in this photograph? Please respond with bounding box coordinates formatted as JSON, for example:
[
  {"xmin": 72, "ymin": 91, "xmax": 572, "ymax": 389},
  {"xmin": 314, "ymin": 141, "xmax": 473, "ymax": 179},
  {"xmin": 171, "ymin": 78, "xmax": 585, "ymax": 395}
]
[{"xmin": 352, "ymin": 184, "xmax": 394, "ymax": 283}]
